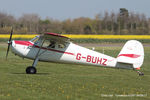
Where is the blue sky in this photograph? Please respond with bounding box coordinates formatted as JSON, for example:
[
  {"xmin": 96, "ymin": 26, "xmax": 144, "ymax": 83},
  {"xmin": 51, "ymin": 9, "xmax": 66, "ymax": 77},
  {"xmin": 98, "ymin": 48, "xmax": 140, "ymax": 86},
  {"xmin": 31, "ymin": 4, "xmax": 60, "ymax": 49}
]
[{"xmin": 0, "ymin": 0, "xmax": 149, "ymax": 20}]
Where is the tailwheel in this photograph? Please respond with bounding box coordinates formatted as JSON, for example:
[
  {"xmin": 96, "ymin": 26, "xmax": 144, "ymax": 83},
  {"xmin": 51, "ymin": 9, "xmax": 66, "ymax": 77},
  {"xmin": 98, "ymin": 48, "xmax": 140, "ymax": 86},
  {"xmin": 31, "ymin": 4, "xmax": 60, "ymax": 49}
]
[
  {"xmin": 26, "ymin": 66, "xmax": 37, "ymax": 74},
  {"xmin": 136, "ymin": 71, "xmax": 144, "ymax": 76}
]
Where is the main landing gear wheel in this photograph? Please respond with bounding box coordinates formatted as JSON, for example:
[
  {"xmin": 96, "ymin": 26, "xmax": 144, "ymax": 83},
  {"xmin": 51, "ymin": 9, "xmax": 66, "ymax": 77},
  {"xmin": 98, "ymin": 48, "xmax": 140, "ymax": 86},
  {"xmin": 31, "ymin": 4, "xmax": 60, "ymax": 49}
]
[{"xmin": 26, "ymin": 66, "xmax": 37, "ymax": 74}]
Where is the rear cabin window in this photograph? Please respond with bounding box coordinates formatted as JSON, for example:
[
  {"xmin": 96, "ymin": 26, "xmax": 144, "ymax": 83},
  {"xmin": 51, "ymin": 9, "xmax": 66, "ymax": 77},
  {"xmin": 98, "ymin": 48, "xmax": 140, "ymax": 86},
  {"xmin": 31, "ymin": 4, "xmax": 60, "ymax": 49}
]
[{"xmin": 58, "ymin": 43, "xmax": 66, "ymax": 49}]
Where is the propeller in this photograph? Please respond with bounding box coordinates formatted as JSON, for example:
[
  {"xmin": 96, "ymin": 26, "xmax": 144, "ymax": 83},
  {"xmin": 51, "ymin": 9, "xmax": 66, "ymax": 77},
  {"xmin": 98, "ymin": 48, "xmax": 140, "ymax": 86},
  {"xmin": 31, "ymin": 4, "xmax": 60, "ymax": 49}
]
[{"xmin": 6, "ymin": 27, "xmax": 13, "ymax": 59}]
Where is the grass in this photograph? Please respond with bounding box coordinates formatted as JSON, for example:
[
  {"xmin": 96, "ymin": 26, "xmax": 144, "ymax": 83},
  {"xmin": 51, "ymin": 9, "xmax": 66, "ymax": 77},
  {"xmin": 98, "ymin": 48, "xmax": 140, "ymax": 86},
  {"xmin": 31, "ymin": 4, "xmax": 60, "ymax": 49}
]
[{"xmin": 0, "ymin": 43, "xmax": 150, "ymax": 100}]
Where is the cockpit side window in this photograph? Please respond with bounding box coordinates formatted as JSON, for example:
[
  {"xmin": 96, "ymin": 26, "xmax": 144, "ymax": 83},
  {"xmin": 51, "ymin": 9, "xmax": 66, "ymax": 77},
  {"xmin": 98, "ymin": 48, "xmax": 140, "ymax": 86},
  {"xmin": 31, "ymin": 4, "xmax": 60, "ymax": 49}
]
[
  {"xmin": 48, "ymin": 41, "xmax": 56, "ymax": 48},
  {"xmin": 42, "ymin": 40, "xmax": 56, "ymax": 48},
  {"xmin": 31, "ymin": 36, "xmax": 67, "ymax": 49},
  {"xmin": 42, "ymin": 40, "xmax": 50, "ymax": 47}
]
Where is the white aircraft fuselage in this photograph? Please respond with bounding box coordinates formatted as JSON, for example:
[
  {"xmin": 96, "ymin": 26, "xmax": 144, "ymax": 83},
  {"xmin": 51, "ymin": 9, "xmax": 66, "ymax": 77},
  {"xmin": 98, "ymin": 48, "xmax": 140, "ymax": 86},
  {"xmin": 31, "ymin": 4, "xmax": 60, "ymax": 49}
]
[{"xmin": 11, "ymin": 40, "xmax": 117, "ymax": 68}]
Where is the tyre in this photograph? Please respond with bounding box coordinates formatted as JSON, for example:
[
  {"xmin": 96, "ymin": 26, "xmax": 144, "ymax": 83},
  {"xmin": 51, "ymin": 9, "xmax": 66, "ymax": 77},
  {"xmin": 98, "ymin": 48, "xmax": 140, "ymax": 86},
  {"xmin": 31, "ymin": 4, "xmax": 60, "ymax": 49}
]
[{"xmin": 26, "ymin": 66, "xmax": 37, "ymax": 74}]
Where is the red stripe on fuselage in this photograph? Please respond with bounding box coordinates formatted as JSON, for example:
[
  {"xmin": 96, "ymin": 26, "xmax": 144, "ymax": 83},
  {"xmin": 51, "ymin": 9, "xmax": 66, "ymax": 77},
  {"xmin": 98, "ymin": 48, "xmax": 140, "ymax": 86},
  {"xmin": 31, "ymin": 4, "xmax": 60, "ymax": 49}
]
[{"xmin": 118, "ymin": 54, "xmax": 140, "ymax": 58}]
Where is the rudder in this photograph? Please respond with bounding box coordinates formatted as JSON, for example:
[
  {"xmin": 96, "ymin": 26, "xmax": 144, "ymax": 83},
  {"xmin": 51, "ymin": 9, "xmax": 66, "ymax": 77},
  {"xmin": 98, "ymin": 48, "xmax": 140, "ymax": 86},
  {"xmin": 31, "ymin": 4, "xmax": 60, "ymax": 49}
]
[{"xmin": 116, "ymin": 40, "xmax": 144, "ymax": 69}]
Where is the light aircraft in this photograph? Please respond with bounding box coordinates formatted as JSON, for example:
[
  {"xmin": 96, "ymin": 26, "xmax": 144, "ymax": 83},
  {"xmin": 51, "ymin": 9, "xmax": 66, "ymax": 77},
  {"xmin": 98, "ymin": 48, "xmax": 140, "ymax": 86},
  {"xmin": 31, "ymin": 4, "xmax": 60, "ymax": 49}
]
[{"xmin": 6, "ymin": 29, "xmax": 144, "ymax": 75}]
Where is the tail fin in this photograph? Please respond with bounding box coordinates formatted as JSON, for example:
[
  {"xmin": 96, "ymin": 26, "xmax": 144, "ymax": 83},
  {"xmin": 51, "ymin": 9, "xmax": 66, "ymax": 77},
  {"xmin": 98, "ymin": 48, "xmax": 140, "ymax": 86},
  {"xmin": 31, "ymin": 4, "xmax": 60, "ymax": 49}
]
[{"xmin": 116, "ymin": 40, "xmax": 144, "ymax": 69}]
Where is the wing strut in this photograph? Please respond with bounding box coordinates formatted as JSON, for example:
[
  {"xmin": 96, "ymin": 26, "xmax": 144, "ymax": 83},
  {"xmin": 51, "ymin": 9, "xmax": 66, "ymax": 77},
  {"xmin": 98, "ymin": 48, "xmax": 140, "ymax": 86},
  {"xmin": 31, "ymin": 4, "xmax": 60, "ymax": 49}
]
[
  {"xmin": 32, "ymin": 39, "xmax": 45, "ymax": 67},
  {"xmin": 26, "ymin": 39, "xmax": 45, "ymax": 74}
]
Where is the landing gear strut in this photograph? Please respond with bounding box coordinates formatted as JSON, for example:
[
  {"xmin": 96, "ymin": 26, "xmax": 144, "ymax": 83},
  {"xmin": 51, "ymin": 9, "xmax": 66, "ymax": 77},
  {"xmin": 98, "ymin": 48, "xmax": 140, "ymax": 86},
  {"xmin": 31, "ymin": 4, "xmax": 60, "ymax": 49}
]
[
  {"xmin": 26, "ymin": 66, "xmax": 37, "ymax": 74},
  {"xmin": 26, "ymin": 57, "xmax": 39, "ymax": 74},
  {"xmin": 26, "ymin": 58, "xmax": 39, "ymax": 74}
]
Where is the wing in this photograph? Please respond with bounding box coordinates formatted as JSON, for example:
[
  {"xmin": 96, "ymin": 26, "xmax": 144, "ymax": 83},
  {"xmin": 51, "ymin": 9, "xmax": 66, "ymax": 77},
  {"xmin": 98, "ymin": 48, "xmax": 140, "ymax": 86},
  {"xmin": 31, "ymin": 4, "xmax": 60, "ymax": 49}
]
[{"xmin": 43, "ymin": 33, "xmax": 70, "ymax": 43}]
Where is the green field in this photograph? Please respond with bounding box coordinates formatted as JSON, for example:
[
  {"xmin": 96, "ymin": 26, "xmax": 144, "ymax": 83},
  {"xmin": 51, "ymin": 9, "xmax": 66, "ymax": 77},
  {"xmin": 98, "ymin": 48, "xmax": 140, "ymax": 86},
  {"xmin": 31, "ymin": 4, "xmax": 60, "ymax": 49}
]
[{"xmin": 0, "ymin": 43, "xmax": 150, "ymax": 100}]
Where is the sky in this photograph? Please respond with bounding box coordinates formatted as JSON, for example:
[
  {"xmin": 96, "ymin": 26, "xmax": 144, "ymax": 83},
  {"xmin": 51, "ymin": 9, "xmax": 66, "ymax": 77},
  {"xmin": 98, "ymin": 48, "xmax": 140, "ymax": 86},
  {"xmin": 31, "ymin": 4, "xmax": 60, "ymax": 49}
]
[{"xmin": 0, "ymin": 0, "xmax": 150, "ymax": 20}]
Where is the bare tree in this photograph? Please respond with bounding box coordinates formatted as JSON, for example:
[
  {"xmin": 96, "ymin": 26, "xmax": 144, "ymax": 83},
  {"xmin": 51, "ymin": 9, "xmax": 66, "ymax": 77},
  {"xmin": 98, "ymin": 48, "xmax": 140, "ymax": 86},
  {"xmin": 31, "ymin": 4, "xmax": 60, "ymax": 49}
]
[{"xmin": 19, "ymin": 13, "xmax": 40, "ymax": 33}]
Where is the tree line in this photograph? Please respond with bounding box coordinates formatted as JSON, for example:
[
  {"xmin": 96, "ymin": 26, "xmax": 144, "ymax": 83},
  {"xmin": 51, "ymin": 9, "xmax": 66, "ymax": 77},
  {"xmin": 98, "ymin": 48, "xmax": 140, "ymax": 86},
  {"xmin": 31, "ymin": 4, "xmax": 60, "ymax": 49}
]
[{"xmin": 0, "ymin": 8, "xmax": 150, "ymax": 35}]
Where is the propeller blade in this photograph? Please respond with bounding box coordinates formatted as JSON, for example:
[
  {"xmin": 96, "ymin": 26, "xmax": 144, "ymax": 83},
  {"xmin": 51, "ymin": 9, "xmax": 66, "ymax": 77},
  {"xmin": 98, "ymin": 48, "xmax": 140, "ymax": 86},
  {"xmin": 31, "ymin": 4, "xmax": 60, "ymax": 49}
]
[
  {"xmin": 6, "ymin": 43, "xmax": 11, "ymax": 59},
  {"xmin": 6, "ymin": 27, "xmax": 13, "ymax": 59},
  {"xmin": 9, "ymin": 27, "xmax": 13, "ymax": 42}
]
